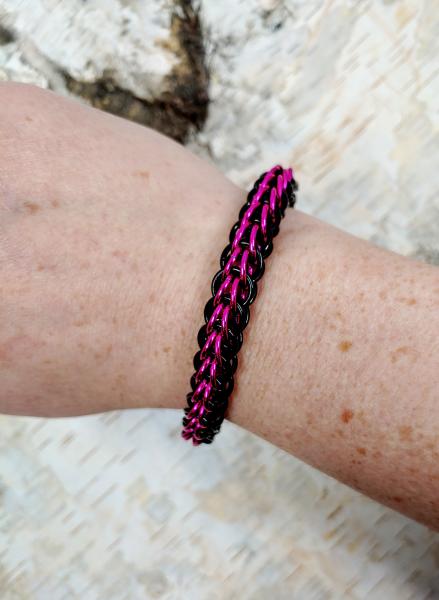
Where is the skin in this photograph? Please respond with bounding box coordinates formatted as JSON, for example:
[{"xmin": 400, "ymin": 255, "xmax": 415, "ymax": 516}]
[{"xmin": 1, "ymin": 82, "xmax": 438, "ymax": 529}]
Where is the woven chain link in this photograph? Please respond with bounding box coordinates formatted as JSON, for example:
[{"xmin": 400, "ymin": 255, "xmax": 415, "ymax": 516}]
[{"xmin": 182, "ymin": 165, "xmax": 298, "ymax": 445}]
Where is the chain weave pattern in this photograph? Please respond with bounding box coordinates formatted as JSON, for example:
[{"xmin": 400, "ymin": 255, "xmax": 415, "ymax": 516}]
[{"xmin": 182, "ymin": 165, "xmax": 298, "ymax": 445}]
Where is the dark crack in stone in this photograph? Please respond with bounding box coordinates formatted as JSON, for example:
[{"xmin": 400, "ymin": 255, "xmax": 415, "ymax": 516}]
[
  {"xmin": 412, "ymin": 246, "xmax": 439, "ymax": 267},
  {"xmin": 0, "ymin": 23, "xmax": 15, "ymax": 45},
  {"xmin": 63, "ymin": 0, "xmax": 208, "ymax": 143},
  {"xmin": 408, "ymin": 206, "xmax": 439, "ymax": 266}
]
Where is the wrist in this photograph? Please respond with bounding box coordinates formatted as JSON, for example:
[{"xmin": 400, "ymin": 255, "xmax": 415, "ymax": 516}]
[{"xmin": 122, "ymin": 159, "xmax": 247, "ymax": 412}]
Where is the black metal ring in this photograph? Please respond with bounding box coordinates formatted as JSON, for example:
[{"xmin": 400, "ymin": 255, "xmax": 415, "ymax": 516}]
[
  {"xmin": 193, "ymin": 350, "xmax": 238, "ymax": 379},
  {"xmin": 197, "ymin": 323, "xmax": 244, "ymax": 357},
  {"xmin": 203, "ymin": 296, "xmax": 249, "ymax": 335},
  {"xmin": 211, "ymin": 269, "xmax": 257, "ymax": 307},
  {"xmin": 220, "ymin": 243, "xmax": 265, "ymax": 282},
  {"xmin": 228, "ymin": 221, "xmax": 274, "ymax": 258},
  {"xmin": 190, "ymin": 371, "xmax": 234, "ymax": 395}
]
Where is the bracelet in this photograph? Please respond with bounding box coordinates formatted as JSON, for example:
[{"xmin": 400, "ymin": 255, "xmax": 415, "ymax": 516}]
[{"xmin": 182, "ymin": 165, "xmax": 298, "ymax": 445}]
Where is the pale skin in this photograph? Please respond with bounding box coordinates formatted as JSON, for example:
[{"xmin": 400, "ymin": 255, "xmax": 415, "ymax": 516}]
[{"xmin": 1, "ymin": 82, "xmax": 438, "ymax": 529}]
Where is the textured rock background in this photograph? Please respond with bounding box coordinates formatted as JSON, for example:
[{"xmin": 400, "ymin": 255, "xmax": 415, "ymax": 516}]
[{"xmin": 0, "ymin": 1, "xmax": 438, "ymax": 599}]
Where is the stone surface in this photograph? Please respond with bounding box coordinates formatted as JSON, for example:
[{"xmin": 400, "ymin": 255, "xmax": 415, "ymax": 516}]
[
  {"xmin": 0, "ymin": 0, "xmax": 208, "ymax": 141},
  {"xmin": 0, "ymin": 1, "xmax": 438, "ymax": 599},
  {"xmin": 0, "ymin": 0, "xmax": 175, "ymax": 96}
]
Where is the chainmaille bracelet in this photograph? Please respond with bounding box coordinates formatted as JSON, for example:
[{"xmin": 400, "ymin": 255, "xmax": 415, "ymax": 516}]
[{"xmin": 182, "ymin": 165, "xmax": 298, "ymax": 445}]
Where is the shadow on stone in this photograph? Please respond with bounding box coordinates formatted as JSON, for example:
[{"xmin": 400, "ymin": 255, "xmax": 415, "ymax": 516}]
[
  {"xmin": 63, "ymin": 0, "xmax": 209, "ymax": 143},
  {"xmin": 0, "ymin": 23, "xmax": 15, "ymax": 45}
]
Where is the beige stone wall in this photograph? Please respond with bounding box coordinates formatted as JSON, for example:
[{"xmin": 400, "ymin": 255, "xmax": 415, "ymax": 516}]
[{"xmin": 0, "ymin": 1, "xmax": 438, "ymax": 598}]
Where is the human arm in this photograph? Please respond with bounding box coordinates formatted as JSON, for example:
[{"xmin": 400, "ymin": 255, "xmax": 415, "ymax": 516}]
[{"xmin": 1, "ymin": 82, "xmax": 438, "ymax": 528}]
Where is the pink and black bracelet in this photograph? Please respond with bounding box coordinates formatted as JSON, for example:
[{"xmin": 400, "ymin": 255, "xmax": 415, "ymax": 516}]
[{"xmin": 182, "ymin": 165, "xmax": 298, "ymax": 445}]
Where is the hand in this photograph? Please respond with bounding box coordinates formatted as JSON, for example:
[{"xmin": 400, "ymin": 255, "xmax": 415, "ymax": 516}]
[{"xmin": 0, "ymin": 82, "xmax": 242, "ymax": 416}]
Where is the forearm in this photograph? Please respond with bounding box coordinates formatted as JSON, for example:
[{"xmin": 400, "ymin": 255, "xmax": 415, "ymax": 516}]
[
  {"xmin": 225, "ymin": 212, "xmax": 439, "ymax": 529},
  {"xmin": 137, "ymin": 142, "xmax": 439, "ymax": 530},
  {"xmin": 157, "ymin": 193, "xmax": 439, "ymax": 528}
]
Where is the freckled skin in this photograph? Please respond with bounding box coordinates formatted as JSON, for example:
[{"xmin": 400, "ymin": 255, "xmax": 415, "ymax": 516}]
[
  {"xmin": 339, "ymin": 340, "xmax": 352, "ymax": 352},
  {"xmin": 135, "ymin": 170, "xmax": 150, "ymax": 179},
  {"xmin": 399, "ymin": 425, "xmax": 413, "ymax": 441},
  {"xmin": 390, "ymin": 346, "xmax": 413, "ymax": 363},
  {"xmin": 23, "ymin": 201, "xmax": 40, "ymax": 214},
  {"xmin": 341, "ymin": 409, "xmax": 354, "ymax": 424},
  {"xmin": 1, "ymin": 82, "xmax": 439, "ymax": 530}
]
